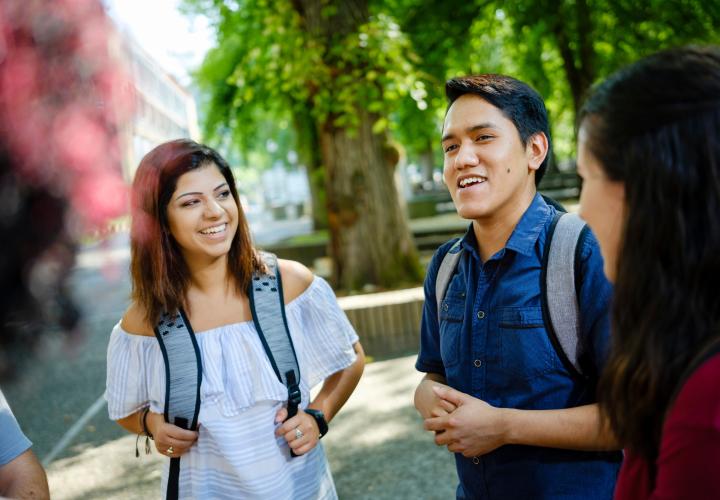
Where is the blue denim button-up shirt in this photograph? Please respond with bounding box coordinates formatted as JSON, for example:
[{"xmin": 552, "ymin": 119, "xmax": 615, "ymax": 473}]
[{"xmin": 416, "ymin": 194, "xmax": 621, "ymax": 499}]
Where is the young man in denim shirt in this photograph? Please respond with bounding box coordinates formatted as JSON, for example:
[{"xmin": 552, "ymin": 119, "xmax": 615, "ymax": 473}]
[{"xmin": 414, "ymin": 75, "xmax": 622, "ymax": 499}]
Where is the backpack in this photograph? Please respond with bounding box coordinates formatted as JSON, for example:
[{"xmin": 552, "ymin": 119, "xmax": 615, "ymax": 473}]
[
  {"xmin": 435, "ymin": 209, "xmax": 592, "ymax": 379},
  {"xmin": 153, "ymin": 252, "xmax": 300, "ymax": 500}
]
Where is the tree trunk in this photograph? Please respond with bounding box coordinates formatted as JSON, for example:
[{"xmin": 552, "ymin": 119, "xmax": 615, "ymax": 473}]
[
  {"xmin": 293, "ymin": 0, "xmax": 422, "ymax": 290},
  {"xmin": 551, "ymin": 0, "xmax": 596, "ymax": 119},
  {"xmin": 320, "ymin": 109, "xmax": 421, "ymax": 290}
]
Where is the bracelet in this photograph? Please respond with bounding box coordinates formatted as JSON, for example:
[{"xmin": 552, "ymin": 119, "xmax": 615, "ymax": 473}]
[
  {"xmin": 141, "ymin": 407, "xmax": 154, "ymax": 439},
  {"xmin": 135, "ymin": 407, "xmax": 153, "ymax": 458}
]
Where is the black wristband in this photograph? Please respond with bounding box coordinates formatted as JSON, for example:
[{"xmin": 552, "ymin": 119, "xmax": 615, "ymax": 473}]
[{"xmin": 305, "ymin": 409, "xmax": 328, "ymax": 438}]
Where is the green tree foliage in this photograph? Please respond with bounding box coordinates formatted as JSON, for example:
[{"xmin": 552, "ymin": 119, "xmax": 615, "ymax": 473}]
[
  {"xmin": 498, "ymin": 0, "xmax": 720, "ymax": 115},
  {"xmin": 186, "ymin": 0, "xmax": 426, "ymax": 141},
  {"xmin": 390, "ymin": 0, "xmax": 720, "ymax": 167},
  {"xmin": 184, "ymin": 0, "xmax": 318, "ymax": 149},
  {"xmin": 383, "ymin": 0, "xmax": 485, "ymax": 168}
]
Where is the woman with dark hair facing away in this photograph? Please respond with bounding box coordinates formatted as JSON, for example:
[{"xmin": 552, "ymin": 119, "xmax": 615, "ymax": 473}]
[
  {"xmin": 105, "ymin": 139, "xmax": 364, "ymax": 499},
  {"xmin": 577, "ymin": 46, "xmax": 720, "ymax": 498}
]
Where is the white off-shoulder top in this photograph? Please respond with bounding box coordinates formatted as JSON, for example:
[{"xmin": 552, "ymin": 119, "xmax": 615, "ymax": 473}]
[{"xmin": 105, "ymin": 277, "xmax": 359, "ymax": 499}]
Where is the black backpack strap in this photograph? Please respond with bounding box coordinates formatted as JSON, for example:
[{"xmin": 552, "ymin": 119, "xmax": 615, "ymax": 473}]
[
  {"xmin": 435, "ymin": 239, "xmax": 463, "ymax": 324},
  {"xmin": 154, "ymin": 309, "xmax": 202, "ymax": 500},
  {"xmin": 248, "ymin": 252, "xmax": 302, "ymax": 424},
  {"xmin": 541, "ymin": 212, "xmax": 588, "ymax": 379}
]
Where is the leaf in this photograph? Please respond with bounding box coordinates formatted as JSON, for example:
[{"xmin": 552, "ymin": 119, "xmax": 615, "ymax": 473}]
[{"xmin": 372, "ymin": 117, "xmax": 388, "ymax": 134}]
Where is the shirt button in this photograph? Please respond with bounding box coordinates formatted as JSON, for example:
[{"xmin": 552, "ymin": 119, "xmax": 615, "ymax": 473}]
[
  {"xmin": 473, "ymin": 359, "xmax": 482, "ymax": 368},
  {"xmin": 472, "ymin": 457, "xmax": 480, "ymax": 465},
  {"xmin": 477, "ymin": 310, "xmax": 485, "ymax": 319},
  {"xmin": 442, "ymin": 303, "xmax": 449, "ymax": 312}
]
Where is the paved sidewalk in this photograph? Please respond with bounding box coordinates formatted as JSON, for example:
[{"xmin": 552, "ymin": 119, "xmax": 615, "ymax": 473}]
[{"xmin": 46, "ymin": 355, "xmax": 457, "ymax": 499}]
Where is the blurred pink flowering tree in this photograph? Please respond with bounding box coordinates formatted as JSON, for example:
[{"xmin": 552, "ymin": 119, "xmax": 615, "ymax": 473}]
[{"xmin": 0, "ymin": 0, "xmax": 130, "ymax": 378}]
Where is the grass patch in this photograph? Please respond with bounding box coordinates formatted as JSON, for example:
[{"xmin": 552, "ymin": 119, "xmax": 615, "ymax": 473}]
[{"xmin": 280, "ymin": 230, "xmax": 329, "ymax": 246}]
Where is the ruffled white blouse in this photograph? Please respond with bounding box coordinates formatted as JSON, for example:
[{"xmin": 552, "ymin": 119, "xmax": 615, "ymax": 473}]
[{"xmin": 105, "ymin": 277, "xmax": 359, "ymax": 499}]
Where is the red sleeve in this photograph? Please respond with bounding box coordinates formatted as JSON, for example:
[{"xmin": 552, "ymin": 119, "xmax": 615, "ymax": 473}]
[{"xmin": 651, "ymin": 355, "xmax": 720, "ymax": 499}]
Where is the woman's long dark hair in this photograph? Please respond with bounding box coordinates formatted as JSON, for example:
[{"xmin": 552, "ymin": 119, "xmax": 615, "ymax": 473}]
[
  {"xmin": 130, "ymin": 139, "xmax": 259, "ymax": 324},
  {"xmin": 580, "ymin": 46, "xmax": 720, "ymax": 463}
]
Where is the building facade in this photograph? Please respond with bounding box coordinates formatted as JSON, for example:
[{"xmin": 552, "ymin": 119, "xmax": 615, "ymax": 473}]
[{"xmin": 109, "ymin": 26, "xmax": 200, "ymax": 182}]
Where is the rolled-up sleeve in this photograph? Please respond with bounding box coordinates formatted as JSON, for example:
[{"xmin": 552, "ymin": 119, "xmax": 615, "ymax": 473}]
[{"xmin": 0, "ymin": 390, "xmax": 32, "ymax": 466}]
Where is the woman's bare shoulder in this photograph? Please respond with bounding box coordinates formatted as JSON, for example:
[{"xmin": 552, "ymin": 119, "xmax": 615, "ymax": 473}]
[
  {"xmin": 120, "ymin": 302, "xmax": 155, "ymax": 337},
  {"xmin": 278, "ymin": 259, "xmax": 314, "ymax": 303}
]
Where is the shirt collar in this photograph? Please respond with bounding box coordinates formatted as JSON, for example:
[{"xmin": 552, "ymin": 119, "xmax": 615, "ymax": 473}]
[
  {"xmin": 459, "ymin": 192, "xmax": 551, "ymax": 259},
  {"xmin": 460, "ymin": 222, "xmax": 479, "ymax": 260}
]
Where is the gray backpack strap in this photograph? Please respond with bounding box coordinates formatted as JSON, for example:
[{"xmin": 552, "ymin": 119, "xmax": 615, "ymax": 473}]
[
  {"xmin": 154, "ymin": 309, "xmax": 202, "ymax": 500},
  {"xmin": 435, "ymin": 240, "xmax": 464, "ymax": 324},
  {"xmin": 155, "ymin": 310, "xmax": 202, "ymax": 429},
  {"xmin": 248, "ymin": 252, "xmax": 302, "ymax": 420},
  {"xmin": 541, "ymin": 212, "xmax": 588, "ymax": 378}
]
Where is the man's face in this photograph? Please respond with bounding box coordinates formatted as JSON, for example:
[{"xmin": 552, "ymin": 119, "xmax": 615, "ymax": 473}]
[{"xmin": 441, "ymin": 94, "xmax": 541, "ymax": 222}]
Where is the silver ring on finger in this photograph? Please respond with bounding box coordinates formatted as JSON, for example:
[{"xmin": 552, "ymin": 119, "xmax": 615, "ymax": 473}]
[
  {"xmin": 294, "ymin": 427, "xmax": 304, "ymax": 440},
  {"xmin": 167, "ymin": 445, "xmax": 174, "ymax": 455}
]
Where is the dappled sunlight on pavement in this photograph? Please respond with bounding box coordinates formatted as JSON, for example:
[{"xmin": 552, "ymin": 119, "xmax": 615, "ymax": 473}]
[
  {"xmin": 48, "ymin": 434, "xmax": 162, "ymax": 499},
  {"xmin": 325, "ymin": 355, "xmax": 456, "ymax": 499}
]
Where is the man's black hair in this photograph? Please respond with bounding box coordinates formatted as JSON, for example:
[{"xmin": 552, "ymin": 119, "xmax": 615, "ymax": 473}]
[{"xmin": 446, "ymin": 74, "xmax": 552, "ymax": 186}]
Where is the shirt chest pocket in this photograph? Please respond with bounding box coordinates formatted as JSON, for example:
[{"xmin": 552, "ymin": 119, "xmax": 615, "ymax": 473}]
[
  {"xmin": 498, "ymin": 306, "xmax": 556, "ymax": 381},
  {"xmin": 439, "ymin": 293, "xmax": 465, "ymax": 368}
]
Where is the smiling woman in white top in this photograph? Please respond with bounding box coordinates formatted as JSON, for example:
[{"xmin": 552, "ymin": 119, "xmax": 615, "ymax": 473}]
[{"xmin": 105, "ymin": 139, "xmax": 364, "ymax": 499}]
